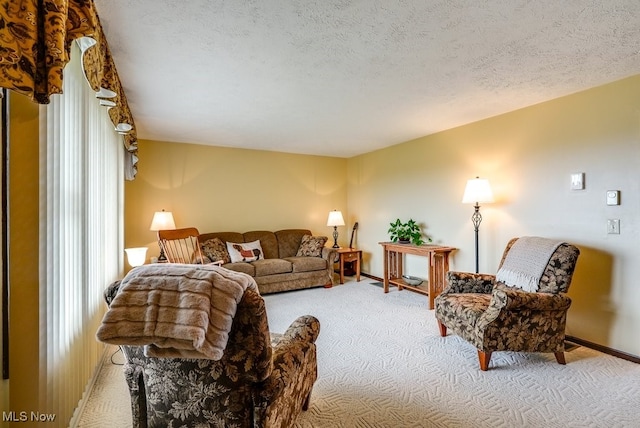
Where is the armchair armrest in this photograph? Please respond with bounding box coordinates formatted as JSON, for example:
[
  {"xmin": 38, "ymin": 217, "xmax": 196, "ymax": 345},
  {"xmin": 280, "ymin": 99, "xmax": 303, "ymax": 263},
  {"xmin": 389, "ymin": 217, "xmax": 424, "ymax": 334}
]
[
  {"xmin": 256, "ymin": 315, "xmax": 320, "ymax": 404},
  {"xmin": 280, "ymin": 315, "xmax": 321, "ymax": 344},
  {"xmin": 444, "ymin": 271, "xmax": 496, "ymax": 294},
  {"xmin": 491, "ymin": 284, "xmax": 572, "ymax": 311},
  {"xmin": 121, "ymin": 348, "xmax": 148, "ymax": 428},
  {"xmin": 104, "ymin": 280, "xmax": 122, "ymax": 306},
  {"xmin": 477, "ymin": 285, "xmax": 572, "ymax": 333}
]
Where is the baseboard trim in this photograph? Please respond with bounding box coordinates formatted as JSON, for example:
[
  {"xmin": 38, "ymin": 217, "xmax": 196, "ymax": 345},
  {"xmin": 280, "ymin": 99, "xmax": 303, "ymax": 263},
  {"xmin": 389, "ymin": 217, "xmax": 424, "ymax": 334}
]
[
  {"xmin": 360, "ymin": 272, "xmax": 639, "ymax": 365},
  {"xmin": 565, "ymin": 336, "xmax": 640, "ymax": 364},
  {"xmin": 362, "ymin": 272, "xmax": 382, "ymax": 282},
  {"xmin": 68, "ymin": 345, "xmax": 115, "ymax": 428}
]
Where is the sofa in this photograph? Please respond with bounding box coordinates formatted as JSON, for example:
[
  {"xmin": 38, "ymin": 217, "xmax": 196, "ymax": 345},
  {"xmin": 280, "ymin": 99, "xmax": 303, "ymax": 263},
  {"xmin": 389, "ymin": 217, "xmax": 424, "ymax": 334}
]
[{"xmin": 198, "ymin": 229, "xmax": 337, "ymax": 294}]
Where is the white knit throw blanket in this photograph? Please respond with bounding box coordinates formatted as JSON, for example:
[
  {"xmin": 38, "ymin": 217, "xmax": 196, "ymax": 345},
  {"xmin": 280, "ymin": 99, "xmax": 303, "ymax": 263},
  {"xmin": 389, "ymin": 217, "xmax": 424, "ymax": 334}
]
[
  {"xmin": 495, "ymin": 237, "xmax": 564, "ymax": 292},
  {"xmin": 96, "ymin": 263, "xmax": 257, "ymax": 360}
]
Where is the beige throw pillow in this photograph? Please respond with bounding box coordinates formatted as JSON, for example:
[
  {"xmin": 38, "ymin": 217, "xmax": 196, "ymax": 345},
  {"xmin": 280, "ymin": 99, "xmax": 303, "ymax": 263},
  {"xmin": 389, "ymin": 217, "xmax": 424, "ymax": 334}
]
[
  {"xmin": 200, "ymin": 237, "xmax": 231, "ymax": 264},
  {"xmin": 296, "ymin": 235, "xmax": 328, "ymax": 257}
]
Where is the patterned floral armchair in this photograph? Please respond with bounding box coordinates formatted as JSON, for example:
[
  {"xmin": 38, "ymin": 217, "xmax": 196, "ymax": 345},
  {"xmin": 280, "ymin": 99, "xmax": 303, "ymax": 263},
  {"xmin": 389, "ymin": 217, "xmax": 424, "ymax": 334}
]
[
  {"xmin": 434, "ymin": 237, "xmax": 580, "ymax": 371},
  {"xmin": 104, "ymin": 281, "xmax": 320, "ymax": 428}
]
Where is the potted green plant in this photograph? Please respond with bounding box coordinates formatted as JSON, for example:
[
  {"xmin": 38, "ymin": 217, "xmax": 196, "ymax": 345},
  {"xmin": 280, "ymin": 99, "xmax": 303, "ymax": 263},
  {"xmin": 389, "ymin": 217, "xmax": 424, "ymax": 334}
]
[{"xmin": 387, "ymin": 218, "xmax": 431, "ymax": 246}]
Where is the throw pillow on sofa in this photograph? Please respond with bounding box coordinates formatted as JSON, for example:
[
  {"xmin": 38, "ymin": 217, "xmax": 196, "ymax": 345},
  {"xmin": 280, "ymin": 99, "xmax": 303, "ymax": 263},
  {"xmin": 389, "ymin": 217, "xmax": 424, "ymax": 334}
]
[
  {"xmin": 296, "ymin": 235, "xmax": 328, "ymax": 257},
  {"xmin": 227, "ymin": 240, "xmax": 264, "ymax": 262},
  {"xmin": 201, "ymin": 237, "xmax": 231, "ymax": 264}
]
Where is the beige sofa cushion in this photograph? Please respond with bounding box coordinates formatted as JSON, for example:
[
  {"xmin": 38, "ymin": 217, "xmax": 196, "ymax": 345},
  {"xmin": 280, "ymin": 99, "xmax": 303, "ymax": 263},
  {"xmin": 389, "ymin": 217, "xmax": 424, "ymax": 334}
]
[
  {"xmin": 243, "ymin": 231, "xmax": 279, "ymax": 259},
  {"xmin": 252, "ymin": 259, "xmax": 293, "ymax": 277},
  {"xmin": 222, "ymin": 262, "xmax": 255, "ymax": 276},
  {"xmin": 275, "ymin": 229, "xmax": 311, "ymax": 258},
  {"xmin": 285, "ymin": 256, "xmax": 328, "ymax": 273},
  {"xmin": 200, "ymin": 232, "xmax": 244, "ymax": 246}
]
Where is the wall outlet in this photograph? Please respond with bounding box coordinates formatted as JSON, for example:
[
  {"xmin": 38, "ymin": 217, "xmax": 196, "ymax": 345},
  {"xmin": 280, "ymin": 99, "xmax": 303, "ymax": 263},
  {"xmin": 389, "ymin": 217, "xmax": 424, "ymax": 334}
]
[{"xmin": 607, "ymin": 219, "xmax": 620, "ymax": 234}]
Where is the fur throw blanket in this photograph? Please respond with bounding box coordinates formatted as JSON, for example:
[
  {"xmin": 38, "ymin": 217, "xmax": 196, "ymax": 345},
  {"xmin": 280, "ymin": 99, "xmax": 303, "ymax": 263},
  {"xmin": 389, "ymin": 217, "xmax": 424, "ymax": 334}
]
[{"xmin": 96, "ymin": 263, "xmax": 258, "ymax": 360}]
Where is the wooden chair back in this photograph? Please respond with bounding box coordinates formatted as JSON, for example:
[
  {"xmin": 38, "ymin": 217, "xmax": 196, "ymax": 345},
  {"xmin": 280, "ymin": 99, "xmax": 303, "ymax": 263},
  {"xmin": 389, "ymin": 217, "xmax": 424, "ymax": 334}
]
[{"xmin": 158, "ymin": 227, "xmax": 203, "ymax": 264}]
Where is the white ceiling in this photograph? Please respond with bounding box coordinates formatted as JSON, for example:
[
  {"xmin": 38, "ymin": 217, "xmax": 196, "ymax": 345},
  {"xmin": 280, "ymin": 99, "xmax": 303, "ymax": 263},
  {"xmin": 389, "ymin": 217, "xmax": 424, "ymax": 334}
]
[{"xmin": 94, "ymin": 1, "xmax": 640, "ymax": 158}]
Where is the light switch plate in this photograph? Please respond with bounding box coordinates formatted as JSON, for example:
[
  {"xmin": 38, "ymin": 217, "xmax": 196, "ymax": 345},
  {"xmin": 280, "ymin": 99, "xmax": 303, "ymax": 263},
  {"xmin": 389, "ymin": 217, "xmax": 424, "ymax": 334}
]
[
  {"xmin": 607, "ymin": 219, "xmax": 620, "ymax": 234},
  {"xmin": 606, "ymin": 190, "xmax": 620, "ymax": 205},
  {"xmin": 570, "ymin": 173, "xmax": 584, "ymax": 190}
]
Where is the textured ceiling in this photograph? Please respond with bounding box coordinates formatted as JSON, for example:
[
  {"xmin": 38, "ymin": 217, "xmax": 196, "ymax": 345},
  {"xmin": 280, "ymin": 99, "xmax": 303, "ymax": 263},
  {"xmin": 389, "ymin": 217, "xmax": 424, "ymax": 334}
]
[{"xmin": 94, "ymin": 1, "xmax": 640, "ymax": 158}]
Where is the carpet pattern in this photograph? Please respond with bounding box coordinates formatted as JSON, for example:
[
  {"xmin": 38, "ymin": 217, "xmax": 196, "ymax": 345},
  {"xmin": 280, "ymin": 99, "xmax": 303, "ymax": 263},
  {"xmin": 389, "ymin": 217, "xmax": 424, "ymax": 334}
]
[{"xmin": 77, "ymin": 281, "xmax": 640, "ymax": 427}]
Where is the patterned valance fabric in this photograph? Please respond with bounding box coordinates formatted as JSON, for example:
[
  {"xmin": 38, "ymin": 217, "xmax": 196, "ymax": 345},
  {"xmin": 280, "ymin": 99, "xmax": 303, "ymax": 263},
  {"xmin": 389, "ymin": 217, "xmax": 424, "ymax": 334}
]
[{"xmin": 0, "ymin": 0, "xmax": 138, "ymax": 177}]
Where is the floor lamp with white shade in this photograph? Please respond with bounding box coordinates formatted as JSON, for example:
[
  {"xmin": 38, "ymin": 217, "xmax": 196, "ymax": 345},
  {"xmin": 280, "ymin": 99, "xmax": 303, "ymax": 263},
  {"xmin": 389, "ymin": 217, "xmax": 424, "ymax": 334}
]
[{"xmin": 462, "ymin": 177, "xmax": 494, "ymax": 273}]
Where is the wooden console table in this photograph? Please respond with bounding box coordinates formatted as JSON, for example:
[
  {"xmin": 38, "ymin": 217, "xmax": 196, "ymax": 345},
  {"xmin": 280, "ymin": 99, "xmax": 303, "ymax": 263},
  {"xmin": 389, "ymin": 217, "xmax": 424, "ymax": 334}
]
[{"xmin": 379, "ymin": 242, "xmax": 456, "ymax": 310}]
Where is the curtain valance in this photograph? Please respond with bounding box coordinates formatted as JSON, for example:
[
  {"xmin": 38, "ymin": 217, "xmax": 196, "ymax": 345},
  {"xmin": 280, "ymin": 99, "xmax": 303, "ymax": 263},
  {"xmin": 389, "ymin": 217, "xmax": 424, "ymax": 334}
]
[{"xmin": 0, "ymin": 0, "xmax": 138, "ymax": 177}]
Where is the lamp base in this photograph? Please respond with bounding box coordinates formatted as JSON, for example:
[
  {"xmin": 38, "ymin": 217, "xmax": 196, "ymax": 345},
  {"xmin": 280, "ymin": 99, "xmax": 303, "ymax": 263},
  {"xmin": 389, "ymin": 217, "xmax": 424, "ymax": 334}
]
[
  {"xmin": 157, "ymin": 242, "xmax": 168, "ymax": 263},
  {"xmin": 332, "ymin": 226, "xmax": 339, "ymax": 248}
]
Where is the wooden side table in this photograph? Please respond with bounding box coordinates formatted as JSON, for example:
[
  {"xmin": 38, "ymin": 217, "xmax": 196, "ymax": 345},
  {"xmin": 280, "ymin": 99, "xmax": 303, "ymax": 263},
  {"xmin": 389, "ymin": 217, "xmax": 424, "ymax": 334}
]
[
  {"xmin": 335, "ymin": 248, "xmax": 362, "ymax": 284},
  {"xmin": 379, "ymin": 242, "xmax": 456, "ymax": 309}
]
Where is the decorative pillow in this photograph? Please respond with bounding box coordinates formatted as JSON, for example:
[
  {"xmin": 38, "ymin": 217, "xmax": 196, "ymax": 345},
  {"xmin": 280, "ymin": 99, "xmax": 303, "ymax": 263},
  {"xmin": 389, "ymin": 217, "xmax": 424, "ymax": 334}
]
[
  {"xmin": 226, "ymin": 240, "xmax": 264, "ymax": 263},
  {"xmin": 200, "ymin": 237, "xmax": 231, "ymax": 264},
  {"xmin": 190, "ymin": 252, "xmax": 210, "ymax": 264},
  {"xmin": 296, "ymin": 235, "xmax": 328, "ymax": 257}
]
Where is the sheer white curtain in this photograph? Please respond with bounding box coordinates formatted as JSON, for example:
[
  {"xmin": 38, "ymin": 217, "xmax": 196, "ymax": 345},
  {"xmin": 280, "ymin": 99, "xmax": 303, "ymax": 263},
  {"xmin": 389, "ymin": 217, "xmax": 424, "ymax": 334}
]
[{"xmin": 39, "ymin": 43, "xmax": 124, "ymax": 426}]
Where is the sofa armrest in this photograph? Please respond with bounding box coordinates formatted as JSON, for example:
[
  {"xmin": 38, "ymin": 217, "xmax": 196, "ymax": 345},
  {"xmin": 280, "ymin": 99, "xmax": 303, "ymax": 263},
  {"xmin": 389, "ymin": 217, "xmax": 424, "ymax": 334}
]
[
  {"xmin": 490, "ymin": 284, "xmax": 572, "ymax": 311},
  {"xmin": 321, "ymin": 247, "xmax": 338, "ymax": 285},
  {"xmin": 443, "ymin": 271, "xmax": 495, "ymax": 294},
  {"xmin": 322, "ymin": 246, "xmax": 338, "ymax": 263}
]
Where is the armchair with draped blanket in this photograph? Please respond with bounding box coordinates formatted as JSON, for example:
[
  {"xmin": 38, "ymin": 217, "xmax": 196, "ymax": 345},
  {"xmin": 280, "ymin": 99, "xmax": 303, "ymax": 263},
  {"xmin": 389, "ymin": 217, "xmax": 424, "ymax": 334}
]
[
  {"xmin": 100, "ymin": 264, "xmax": 320, "ymax": 427},
  {"xmin": 434, "ymin": 237, "xmax": 580, "ymax": 371}
]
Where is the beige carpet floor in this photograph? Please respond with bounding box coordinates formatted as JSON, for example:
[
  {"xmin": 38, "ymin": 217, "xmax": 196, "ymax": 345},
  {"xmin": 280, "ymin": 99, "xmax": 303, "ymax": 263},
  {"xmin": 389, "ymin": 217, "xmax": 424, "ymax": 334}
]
[{"xmin": 76, "ymin": 280, "xmax": 640, "ymax": 427}]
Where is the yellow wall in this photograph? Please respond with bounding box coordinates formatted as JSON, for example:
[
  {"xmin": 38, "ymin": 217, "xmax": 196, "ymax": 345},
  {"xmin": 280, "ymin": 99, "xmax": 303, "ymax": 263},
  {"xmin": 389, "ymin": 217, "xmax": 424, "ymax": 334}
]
[
  {"xmin": 124, "ymin": 141, "xmax": 349, "ymax": 261},
  {"xmin": 0, "ymin": 91, "xmax": 5, "ymax": 422},
  {"xmin": 4, "ymin": 93, "xmax": 41, "ymax": 418},
  {"xmin": 348, "ymin": 75, "xmax": 640, "ymax": 356},
  {"xmin": 125, "ymin": 75, "xmax": 640, "ymax": 357}
]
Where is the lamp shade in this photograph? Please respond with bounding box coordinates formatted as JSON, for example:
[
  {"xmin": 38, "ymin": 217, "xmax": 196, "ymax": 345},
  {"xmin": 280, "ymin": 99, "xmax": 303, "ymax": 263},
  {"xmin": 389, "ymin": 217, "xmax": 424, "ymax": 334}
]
[
  {"xmin": 149, "ymin": 210, "xmax": 176, "ymax": 231},
  {"xmin": 462, "ymin": 177, "xmax": 494, "ymax": 204},
  {"xmin": 125, "ymin": 247, "xmax": 147, "ymax": 267},
  {"xmin": 327, "ymin": 210, "xmax": 345, "ymax": 227}
]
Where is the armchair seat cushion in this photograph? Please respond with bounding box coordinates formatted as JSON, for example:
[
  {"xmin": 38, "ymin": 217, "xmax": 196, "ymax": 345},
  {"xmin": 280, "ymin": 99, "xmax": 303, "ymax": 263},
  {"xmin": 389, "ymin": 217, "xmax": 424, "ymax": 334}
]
[{"xmin": 436, "ymin": 293, "xmax": 491, "ymax": 326}]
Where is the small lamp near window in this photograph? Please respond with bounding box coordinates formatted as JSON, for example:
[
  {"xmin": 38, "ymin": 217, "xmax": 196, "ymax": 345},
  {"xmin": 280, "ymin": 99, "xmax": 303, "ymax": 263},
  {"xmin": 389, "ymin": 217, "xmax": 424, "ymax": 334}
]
[
  {"xmin": 149, "ymin": 210, "xmax": 176, "ymax": 262},
  {"xmin": 125, "ymin": 247, "xmax": 148, "ymax": 267},
  {"xmin": 462, "ymin": 177, "xmax": 494, "ymax": 273},
  {"xmin": 326, "ymin": 210, "xmax": 345, "ymax": 249}
]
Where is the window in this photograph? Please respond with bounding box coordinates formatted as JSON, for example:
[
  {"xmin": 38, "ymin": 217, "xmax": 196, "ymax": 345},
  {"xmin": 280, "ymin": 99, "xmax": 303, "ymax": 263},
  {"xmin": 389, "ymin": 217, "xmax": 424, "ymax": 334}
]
[{"xmin": 38, "ymin": 43, "xmax": 124, "ymax": 423}]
